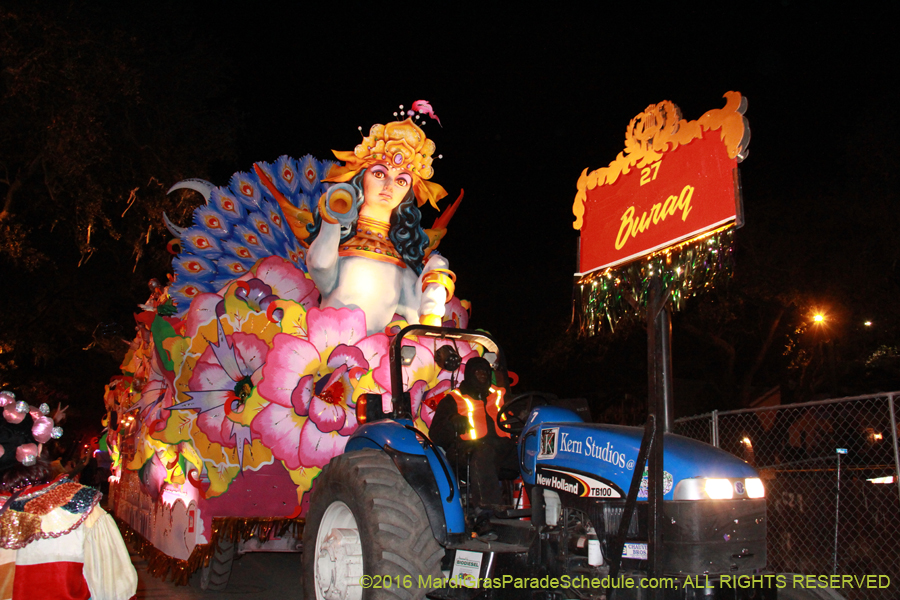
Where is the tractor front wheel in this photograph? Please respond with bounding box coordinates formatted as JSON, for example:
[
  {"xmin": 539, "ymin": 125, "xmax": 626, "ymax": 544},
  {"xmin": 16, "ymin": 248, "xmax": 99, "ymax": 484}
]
[{"xmin": 302, "ymin": 449, "xmax": 444, "ymax": 600}]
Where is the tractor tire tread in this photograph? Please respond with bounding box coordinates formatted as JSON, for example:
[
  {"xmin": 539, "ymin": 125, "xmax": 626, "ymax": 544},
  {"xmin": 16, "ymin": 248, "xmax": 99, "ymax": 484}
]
[{"xmin": 303, "ymin": 449, "xmax": 443, "ymax": 600}]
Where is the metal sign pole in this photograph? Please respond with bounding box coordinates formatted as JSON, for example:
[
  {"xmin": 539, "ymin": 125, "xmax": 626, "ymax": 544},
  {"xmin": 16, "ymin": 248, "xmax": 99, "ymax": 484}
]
[
  {"xmin": 834, "ymin": 448, "xmax": 847, "ymax": 575},
  {"xmin": 646, "ymin": 274, "xmax": 673, "ymax": 597}
]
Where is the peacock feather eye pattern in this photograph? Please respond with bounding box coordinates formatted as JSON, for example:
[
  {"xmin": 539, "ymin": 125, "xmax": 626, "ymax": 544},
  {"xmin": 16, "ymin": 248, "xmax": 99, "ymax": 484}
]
[
  {"xmin": 173, "ymin": 255, "xmax": 217, "ymax": 282},
  {"xmin": 181, "ymin": 227, "xmax": 224, "ymax": 257},
  {"xmin": 258, "ymin": 200, "xmax": 289, "ymax": 244},
  {"xmin": 194, "ymin": 206, "xmax": 230, "ymax": 237},
  {"xmin": 169, "ymin": 279, "xmax": 214, "ymax": 310},
  {"xmin": 209, "ymin": 188, "xmax": 244, "ymax": 223},
  {"xmin": 219, "ymin": 257, "xmax": 255, "ymax": 278},
  {"xmin": 243, "ymin": 214, "xmax": 282, "ymax": 251},
  {"xmin": 229, "ymin": 171, "xmax": 264, "ymax": 211},
  {"xmin": 298, "ymin": 154, "xmax": 326, "ymax": 196},
  {"xmin": 223, "ymin": 238, "xmax": 264, "ymax": 263},
  {"xmin": 273, "ymin": 155, "xmax": 301, "ymax": 197},
  {"xmin": 282, "ymin": 239, "xmax": 307, "ymax": 271}
]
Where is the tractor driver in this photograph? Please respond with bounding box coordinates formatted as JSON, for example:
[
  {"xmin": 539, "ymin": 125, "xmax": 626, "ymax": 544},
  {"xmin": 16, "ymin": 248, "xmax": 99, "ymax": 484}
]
[{"xmin": 430, "ymin": 357, "xmax": 518, "ymax": 510}]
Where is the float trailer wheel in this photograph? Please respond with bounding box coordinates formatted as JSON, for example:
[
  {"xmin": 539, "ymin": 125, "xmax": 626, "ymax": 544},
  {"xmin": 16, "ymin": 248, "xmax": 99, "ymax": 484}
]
[{"xmin": 199, "ymin": 537, "xmax": 236, "ymax": 591}]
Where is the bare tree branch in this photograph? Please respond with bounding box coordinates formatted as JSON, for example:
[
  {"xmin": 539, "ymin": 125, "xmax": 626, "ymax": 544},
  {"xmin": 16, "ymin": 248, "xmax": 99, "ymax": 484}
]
[{"xmin": 0, "ymin": 153, "xmax": 41, "ymax": 221}]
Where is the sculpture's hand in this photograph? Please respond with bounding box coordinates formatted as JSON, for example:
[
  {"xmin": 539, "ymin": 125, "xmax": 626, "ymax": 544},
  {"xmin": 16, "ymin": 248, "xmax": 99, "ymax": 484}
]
[
  {"xmin": 419, "ymin": 255, "xmax": 453, "ymax": 326},
  {"xmin": 321, "ymin": 184, "xmax": 358, "ymax": 227}
]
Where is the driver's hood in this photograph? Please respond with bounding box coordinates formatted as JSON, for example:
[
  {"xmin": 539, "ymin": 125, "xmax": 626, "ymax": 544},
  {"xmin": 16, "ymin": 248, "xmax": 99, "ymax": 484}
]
[{"xmin": 520, "ymin": 406, "xmax": 757, "ymax": 500}]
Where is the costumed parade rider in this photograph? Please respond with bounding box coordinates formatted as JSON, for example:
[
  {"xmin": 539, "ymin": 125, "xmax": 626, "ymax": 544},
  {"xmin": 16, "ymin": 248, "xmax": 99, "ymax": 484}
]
[
  {"xmin": 430, "ymin": 357, "xmax": 518, "ymax": 516},
  {"xmin": 0, "ymin": 390, "xmax": 138, "ymax": 600}
]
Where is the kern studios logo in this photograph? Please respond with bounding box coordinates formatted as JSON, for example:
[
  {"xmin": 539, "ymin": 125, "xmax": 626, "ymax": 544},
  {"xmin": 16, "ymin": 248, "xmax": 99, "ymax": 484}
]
[{"xmin": 539, "ymin": 427, "xmax": 558, "ymax": 459}]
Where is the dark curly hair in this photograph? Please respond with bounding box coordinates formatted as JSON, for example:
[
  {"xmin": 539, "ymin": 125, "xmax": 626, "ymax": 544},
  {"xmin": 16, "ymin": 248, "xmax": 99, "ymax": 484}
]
[
  {"xmin": 0, "ymin": 456, "xmax": 52, "ymax": 492},
  {"xmin": 306, "ymin": 169, "xmax": 430, "ymax": 275}
]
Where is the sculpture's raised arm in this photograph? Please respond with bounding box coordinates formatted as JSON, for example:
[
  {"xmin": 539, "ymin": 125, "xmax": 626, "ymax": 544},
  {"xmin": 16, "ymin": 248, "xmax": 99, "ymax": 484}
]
[{"xmin": 306, "ymin": 184, "xmax": 359, "ymax": 298}]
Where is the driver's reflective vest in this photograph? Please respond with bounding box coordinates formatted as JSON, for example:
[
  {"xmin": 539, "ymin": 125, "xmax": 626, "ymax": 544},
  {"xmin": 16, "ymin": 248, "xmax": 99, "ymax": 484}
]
[{"xmin": 449, "ymin": 387, "xmax": 510, "ymax": 441}]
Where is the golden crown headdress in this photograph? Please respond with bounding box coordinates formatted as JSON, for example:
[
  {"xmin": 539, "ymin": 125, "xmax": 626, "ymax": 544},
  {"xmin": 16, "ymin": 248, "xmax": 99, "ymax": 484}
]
[{"xmin": 324, "ymin": 117, "xmax": 448, "ymax": 210}]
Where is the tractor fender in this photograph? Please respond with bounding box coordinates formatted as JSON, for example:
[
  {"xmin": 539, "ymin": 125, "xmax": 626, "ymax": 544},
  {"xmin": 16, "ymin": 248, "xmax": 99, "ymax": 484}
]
[{"xmin": 347, "ymin": 420, "xmax": 466, "ymax": 540}]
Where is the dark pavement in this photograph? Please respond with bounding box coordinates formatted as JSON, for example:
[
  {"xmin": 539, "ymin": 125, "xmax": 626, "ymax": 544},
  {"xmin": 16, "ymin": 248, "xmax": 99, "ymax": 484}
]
[{"xmin": 130, "ymin": 546, "xmax": 302, "ymax": 599}]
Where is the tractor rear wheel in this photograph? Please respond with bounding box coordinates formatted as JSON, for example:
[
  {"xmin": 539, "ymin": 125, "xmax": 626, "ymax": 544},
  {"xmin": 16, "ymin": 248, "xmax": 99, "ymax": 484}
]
[{"xmin": 302, "ymin": 449, "xmax": 444, "ymax": 600}]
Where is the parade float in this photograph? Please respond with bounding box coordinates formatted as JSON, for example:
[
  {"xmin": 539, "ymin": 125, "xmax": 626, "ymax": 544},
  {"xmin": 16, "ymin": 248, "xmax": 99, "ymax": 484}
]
[
  {"xmin": 102, "ymin": 105, "xmax": 479, "ymax": 586},
  {"xmin": 292, "ymin": 92, "xmax": 783, "ymax": 600},
  {"xmin": 102, "ymin": 93, "xmax": 781, "ymax": 600}
]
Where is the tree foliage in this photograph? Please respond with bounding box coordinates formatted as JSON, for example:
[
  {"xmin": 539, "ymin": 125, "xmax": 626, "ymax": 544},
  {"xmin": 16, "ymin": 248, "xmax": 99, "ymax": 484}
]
[{"xmin": 0, "ymin": 2, "xmax": 239, "ymax": 416}]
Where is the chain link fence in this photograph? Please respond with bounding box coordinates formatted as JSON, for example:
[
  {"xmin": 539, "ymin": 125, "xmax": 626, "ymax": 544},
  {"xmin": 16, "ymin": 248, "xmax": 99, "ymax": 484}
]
[{"xmin": 675, "ymin": 392, "xmax": 900, "ymax": 600}]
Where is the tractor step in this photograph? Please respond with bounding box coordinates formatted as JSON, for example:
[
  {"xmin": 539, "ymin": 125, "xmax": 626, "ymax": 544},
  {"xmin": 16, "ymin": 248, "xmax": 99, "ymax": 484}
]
[
  {"xmin": 494, "ymin": 507, "xmax": 531, "ymax": 519},
  {"xmin": 449, "ymin": 537, "xmax": 531, "ymax": 554},
  {"xmin": 446, "ymin": 518, "xmax": 535, "ymax": 553}
]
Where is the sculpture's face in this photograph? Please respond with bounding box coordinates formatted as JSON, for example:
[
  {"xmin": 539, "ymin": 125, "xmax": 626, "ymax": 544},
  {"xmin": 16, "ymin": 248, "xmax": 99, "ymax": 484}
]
[{"xmin": 363, "ymin": 163, "xmax": 412, "ymax": 218}]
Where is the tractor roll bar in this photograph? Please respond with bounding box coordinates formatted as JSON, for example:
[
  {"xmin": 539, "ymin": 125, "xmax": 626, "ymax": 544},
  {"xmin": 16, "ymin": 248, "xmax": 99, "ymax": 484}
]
[{"xmin": 389, "ymin": 324, "xmax": 508, "ymax": 420}]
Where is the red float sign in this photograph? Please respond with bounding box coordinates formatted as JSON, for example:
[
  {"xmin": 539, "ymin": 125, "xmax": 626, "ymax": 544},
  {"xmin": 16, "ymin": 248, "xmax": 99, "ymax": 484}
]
[
  {"xmin": 573, "ymin": 93, "xmax": 749, "ymax": 275},
  {"xmin": 580, "ymin": 134, "xmax": 740, "ymax": 273}
]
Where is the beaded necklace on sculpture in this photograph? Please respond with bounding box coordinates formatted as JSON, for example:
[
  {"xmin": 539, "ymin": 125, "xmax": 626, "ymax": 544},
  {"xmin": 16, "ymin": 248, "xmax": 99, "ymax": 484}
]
[{"xmin": 339, "ymin": 216, "xmax": 406, "ymax": 268}]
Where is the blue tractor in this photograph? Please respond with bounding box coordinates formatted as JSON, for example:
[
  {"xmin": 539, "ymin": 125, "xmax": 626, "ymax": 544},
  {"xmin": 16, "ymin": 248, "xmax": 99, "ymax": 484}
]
[{"xmin": 302, "ymin": 325, "xmax": 809, "ymax": 600}]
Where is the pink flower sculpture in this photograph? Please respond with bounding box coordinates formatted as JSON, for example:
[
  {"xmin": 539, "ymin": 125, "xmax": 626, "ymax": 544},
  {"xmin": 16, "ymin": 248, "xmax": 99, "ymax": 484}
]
[
  {"xmin": 253, "ymin": 256, "xmax": 319, "ymax": 309},
  {"xmin": 253, "ymin": 307, "xmax": 387, "ymax": 469}
]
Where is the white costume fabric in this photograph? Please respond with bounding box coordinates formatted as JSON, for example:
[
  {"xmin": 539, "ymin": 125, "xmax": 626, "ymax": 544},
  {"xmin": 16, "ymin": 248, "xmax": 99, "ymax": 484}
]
[{"xmin": 0, "ymin": 476, "xmax": 137, "ymax": 600}]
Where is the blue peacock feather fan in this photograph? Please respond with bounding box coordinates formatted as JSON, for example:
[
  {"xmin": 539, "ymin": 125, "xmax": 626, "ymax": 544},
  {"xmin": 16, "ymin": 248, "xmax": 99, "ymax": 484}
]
[{"xmin": 165, "ymin": 155, "xmax": 334, "ymax": 314}]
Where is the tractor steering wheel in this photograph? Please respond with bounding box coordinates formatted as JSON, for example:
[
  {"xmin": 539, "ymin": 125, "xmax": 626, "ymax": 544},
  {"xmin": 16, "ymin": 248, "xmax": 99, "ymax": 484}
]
[
  {"xmin": 498, "ymin": 405, "xmax": 525, "ymax": 437},
  {"xmin": 497, "ymin": 392, "xmax": 553, "ymax": 437}
]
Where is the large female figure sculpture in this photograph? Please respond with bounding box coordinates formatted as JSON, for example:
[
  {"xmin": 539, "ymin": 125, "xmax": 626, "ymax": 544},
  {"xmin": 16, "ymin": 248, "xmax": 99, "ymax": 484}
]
[
  {"xmin": 305, "ymin": 118, "xmax": 456, "ymax": 335},
  {"xmin": 168, "ymin": 112, "xmax": 459, "ymax": 336}
]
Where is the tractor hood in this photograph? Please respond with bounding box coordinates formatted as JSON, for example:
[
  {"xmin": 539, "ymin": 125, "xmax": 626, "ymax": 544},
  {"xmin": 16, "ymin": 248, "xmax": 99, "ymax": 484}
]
[{"xmin": 520, "ymin": 406, "xmax": 758, "ymax": 501}]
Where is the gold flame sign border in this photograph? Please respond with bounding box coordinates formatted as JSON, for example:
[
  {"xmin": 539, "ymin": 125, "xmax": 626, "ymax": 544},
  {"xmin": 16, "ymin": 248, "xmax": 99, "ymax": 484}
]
[{"xmin": 572, "ymin": 91, "xmax": 750, "ymax": 230}]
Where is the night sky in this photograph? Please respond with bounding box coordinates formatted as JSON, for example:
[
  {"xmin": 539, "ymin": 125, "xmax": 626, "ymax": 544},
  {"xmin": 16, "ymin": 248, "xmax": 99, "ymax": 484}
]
[
  {"xmin": 3, "ymin": 2, "xmax": 896, "ymax": 424},
  {"xmin": 193, "ymin": 4, "xmax": 890, "ymax": 370}
]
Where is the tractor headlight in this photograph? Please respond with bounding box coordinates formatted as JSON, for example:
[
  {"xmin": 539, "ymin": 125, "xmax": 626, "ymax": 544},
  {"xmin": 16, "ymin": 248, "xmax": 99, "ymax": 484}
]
[
  {"xmin": 704, "ymin": 478, "xmax": 734, "ymax": 500},
  {"xmin": 673, "ymin": 477, "xmax": 767, "ymax": 500},
  {"xmin": 745, "ymin": 477, "xmax": 765, "ymax": 498}
]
